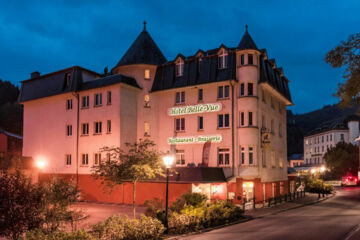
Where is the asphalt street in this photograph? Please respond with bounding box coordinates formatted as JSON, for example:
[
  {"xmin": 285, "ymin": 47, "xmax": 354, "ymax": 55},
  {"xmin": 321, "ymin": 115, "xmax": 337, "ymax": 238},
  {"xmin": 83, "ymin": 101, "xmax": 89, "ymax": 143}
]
[{"xmin": 179, "ymin": 187, "xmax": 360, "ymax": 240}]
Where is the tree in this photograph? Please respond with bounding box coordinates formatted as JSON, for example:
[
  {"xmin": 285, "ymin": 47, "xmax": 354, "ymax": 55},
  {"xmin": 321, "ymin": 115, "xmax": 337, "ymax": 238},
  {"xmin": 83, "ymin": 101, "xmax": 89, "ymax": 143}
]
[
  {"xmin": 92, "ymin": 139, "xmax": 164, "ymax": 218},
  {"xmin": 325, "ymin": 33, "xmax": 360, "ymax": 107},
  {"xmin": 0, "ymin": 170, "xmax": 44, "ymax": 240},
  {"xmin": 324, "ymin": 141, "xmax": 359, "ymax": 179}
]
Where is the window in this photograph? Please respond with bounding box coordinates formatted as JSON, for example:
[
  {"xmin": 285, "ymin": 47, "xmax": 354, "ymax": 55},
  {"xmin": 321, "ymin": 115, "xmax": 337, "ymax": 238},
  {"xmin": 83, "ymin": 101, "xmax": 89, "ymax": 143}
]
[
  {"xmin": 65, "ymin": 154, "xmax": 71, "ymax": 165},
  {"xmin": 107, "ymin": 120, "xmax": 111, "ymax": 133},
  {"xmin": 175, "ymin": 91, "xmax": 185, "ymax": 104},
  {"xmin": 175, "ymin": 58, "xmax": 184, "ymax": 77},
  {"xmin": 241, "ymin": 147, "xmax": 245, "ymax": 164},
  {"xmin": 81, "ymin": 123, "xmax": 89, "ymax": 135},
  {"xmin": 198, "ymin": 57, "xmax": 202, "ymax": 73},
  {"xmin": 218, "ymin": 114, "xmax": 230, "ymax": 128},
  {"xmin": 322, "ymin": 146, "xmax": 324, "ymax": 152},
  {"xmin": 218, "ymin": 148, "xmax": 230, "ymax": 165},
  {"xmin": 94, "ymin": 121, "xmax": 102, "ymax": 134},
  {"xmin": 198, "ymin": 89, "xmax": 203, "ymax": 102},
  {"xmin": 240, "ymin": 112, "xmax": 245, "ymax": 126},
  {"xmin": 144, "ymin": 69, "xmax": 150, "ymax": 79},
  {"xmin": 198, "ymin": 116, "xmax": 203, "ymax": 130},
  {"xmin": 248, "ymin": 83, "xmax": 253, "ymax": 96},
  {"xmin": 218, "ymin": 49, "xmax": 228, "ymax": 69},
  {"xmin": 248, "ymin": 54, "xmax": 253, "ymax": 65},
  {"xmin": 175, "ymin": 118, "xmax": 185, "ymax": 131},
  {"xmin": 262, "ymin": 149, "xmax": 266, "ymax": 167},
  {"xmin": 262, "ymin": 89, "xmax": 266, "ymax": 102},
  {"xmin": 94, "ymin": 93, "xmax": 102, "ymax": 106},
  {"xmin": 271, "ymin": 151, "xmax": 275, "ymax": 168},
  {"xmin": 218, "ymin": 85, "xmax": 230, "ymax": 99},
  {"xmin": 176, "ymin": 150, "xmax": 185, "ymax": 166},
  {"xmin": 249, "ymin": 147, "xmax": 254, "ymax": 165},
  {"xmin": 66, "ymin": 99, "xmax": 73, "ymax": 110},
  {"xmin": 81, "ymin": 154, "xmax": 89, "ymax": 166},
  {"xmin": 240, "ymin": 54, "xmax": 245, "ymax": 65},
  {"xmin": 240, "ymin": 83, "xmax": 245, "ymax": 96},
  {"xmin": 144, "ymin": 122, "xmax": 150, "ymax": 136},
  {"xmin": 94, "ymin": 153, "xmax": 101, "ymax": 166},
  {"xmin": 81, "ymin": 96, "xmax": 89, "ymax": 108},
  {"xmin": 330, "ymin": 134, "xmax": 333, "ymax": 141},
  {"xmin": 326, "ymin": 135, "xmax": 329, "ymax": 142},
  {"xmin": 248, "ymin": 112, "xmax": 253, "ymax": 126},
  {"xmin": 278, "ymin": 102, "xmax": 282, "ymax": 113},
  {"xmin": 279, "ymin": 156, "xmax": 283, "ymax": 168},
  {"xmin": 322, "ymin": 136, "xmax": 324, "ymax": 143},
  {"xmin": 341, "ymin": 134, "xmax": 344, "ymax": 141},
  {"xmin": 66, "ymin": 73, "xmax": 71, "ymax": 87},
  {"xmin": 66, "ymin": 125, "xmax": 72, "ymax": 136},
  {"xmin": 144, "ymin": 94, "xmax": 150, "ymax": 107},
  {"xmin": 279, "ymin": 123, "xmax": 282, "ymax": 137},
  {"xmin": 107, "ymin": 91, "xmax": 112, "ymax": 105}
]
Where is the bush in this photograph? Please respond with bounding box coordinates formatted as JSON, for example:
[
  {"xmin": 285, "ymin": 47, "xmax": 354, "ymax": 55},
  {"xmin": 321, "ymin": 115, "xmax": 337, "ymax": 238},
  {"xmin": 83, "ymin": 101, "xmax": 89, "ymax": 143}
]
[
  {"xmin": 170, "ymin": 192, "xmax": 207, "ymax": 213},
  {"xmin": 22, "ymin": 229, "xmax": 94, "ymax": 240},
  {"xmin": 92, "ymin": 215, "xmax": 165, "ymax": 240},
  {"xmin": 305, "ymin": 178, "xmax": 333, "ymax": 194},
  {"xmin": 144, "ymin": 198, "xmax": 164, "ymax": 218}
]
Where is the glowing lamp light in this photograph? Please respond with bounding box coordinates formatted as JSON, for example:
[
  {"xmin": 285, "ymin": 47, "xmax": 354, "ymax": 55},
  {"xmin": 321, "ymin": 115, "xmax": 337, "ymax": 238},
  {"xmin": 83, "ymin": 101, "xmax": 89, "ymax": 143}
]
[
  {"xmin": 35, "ymin": 156, "xmax": 47, "ymax": 170},
  {"xmin": 242, "ymin": 182, "xmax": 254, "ymax": 188},
  {"xmin": 162, "ymin": 154, "xmax": 174, "ymax": 168},
  {"xmin": 311, "ymin": 169, "xmax": 316, "ymax": 174},
  {"xmin": 320, "ymin": 166, "xmax": 326, "ymax": 173}
]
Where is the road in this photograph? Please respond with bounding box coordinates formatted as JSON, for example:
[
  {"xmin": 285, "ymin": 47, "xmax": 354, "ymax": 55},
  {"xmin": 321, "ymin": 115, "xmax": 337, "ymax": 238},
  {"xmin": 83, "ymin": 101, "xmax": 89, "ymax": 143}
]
[{"xmin": 180, "ymin": 187, "xmax": 360, "ymax": 240}]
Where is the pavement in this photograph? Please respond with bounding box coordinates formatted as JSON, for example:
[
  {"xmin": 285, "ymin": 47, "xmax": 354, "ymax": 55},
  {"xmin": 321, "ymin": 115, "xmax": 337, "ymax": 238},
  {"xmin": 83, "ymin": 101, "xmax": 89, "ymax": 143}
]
[{"xmin": 177, "ymin": 187, "xmax": 360, "ymax": 240}]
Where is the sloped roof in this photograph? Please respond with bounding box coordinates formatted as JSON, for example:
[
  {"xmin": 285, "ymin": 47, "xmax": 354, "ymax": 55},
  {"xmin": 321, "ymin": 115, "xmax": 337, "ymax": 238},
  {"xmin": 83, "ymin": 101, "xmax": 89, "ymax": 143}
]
[
  {"xmin": 238, "ymin": 25, "xmax": 258, "ymax": 50},
  {"xmin": 0, "ymin": 128, "xmax": 22, "ymax": 139},
  {"xmin": 115, "ymin": 29, "xmax": 167, "ymax": 67}
]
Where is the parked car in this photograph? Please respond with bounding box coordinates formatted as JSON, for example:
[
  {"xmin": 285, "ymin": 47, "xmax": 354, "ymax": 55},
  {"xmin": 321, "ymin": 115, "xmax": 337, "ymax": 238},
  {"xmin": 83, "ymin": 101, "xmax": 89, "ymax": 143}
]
[{"xmin": 341, "ymin": 176, "xmax": 358, "ymax": 186}]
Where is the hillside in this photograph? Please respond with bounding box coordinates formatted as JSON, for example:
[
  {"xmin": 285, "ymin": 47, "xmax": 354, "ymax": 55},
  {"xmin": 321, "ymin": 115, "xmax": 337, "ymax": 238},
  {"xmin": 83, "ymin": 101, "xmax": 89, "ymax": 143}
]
[{"xmin": 287, "ymin": 104, "xmax": 358, "ymax": 156}]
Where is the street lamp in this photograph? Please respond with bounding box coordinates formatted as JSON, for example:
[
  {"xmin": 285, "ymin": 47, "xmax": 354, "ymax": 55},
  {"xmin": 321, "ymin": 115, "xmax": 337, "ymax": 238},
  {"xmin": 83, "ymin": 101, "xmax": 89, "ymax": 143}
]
[
  {"xmin": 35, "ymin": 156, "xmax": 47, "ymax": 170},
  {"xmin": 162, "ymin": 153, "xmax": 174, "ymax": 233}
]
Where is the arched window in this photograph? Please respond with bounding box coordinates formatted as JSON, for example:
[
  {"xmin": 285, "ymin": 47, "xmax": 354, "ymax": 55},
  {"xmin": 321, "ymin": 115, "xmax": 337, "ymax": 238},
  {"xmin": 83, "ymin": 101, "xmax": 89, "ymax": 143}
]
[
  {"xmin": 175, "ymin": 58, "xmax": 184, "ymax": 77},
  {"xmin": 218, "ymin": 49, "xmax": 228, "ymax": 69}
]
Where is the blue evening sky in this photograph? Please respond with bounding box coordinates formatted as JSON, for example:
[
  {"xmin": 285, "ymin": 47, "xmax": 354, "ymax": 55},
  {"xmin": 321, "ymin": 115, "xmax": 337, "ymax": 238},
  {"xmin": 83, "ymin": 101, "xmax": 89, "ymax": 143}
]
[{"xmin": 0, "ymin": 0, "xmax": 359, "ymax": 113}]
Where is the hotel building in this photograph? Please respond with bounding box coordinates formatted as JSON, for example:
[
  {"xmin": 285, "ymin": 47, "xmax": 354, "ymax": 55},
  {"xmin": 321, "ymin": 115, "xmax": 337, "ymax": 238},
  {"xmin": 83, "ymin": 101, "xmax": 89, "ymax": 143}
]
[{"xmin": 19, "ymin": 24, "xmax": 293, "ymax": 205}]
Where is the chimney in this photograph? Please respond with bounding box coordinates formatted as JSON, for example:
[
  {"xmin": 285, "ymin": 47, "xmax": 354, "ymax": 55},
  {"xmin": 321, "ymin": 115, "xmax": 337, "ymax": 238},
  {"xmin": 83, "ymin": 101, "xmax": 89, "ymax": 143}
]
[{"xmin": 31, "ymin": 71, "xmax": 40, "ymax": 79}]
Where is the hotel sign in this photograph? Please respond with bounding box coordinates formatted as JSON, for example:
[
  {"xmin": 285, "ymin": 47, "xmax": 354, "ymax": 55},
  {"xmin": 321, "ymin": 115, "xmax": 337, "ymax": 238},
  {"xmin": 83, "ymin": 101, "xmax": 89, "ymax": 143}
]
[
  {"xmin": 168, "ymin": 103, "xmax": 222, "ymax": 116},
  {"xmin": 168, "ymin": 135, "xmax": 222, "ymax": 145}
]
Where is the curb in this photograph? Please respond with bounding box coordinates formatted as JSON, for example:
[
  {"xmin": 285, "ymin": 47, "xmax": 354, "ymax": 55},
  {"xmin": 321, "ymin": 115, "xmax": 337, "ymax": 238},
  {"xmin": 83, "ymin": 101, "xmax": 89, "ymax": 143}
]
[{"xmin": 165, "ymin": 193, "xmax": 336, "ymax": 239}]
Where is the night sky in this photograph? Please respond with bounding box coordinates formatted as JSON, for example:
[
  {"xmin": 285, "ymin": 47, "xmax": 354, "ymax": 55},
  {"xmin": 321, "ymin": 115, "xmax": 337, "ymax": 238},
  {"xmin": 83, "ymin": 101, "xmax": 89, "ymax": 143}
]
[{"xmin": 0, "ymin": 0, "xmax": 359, "ymax": 113}]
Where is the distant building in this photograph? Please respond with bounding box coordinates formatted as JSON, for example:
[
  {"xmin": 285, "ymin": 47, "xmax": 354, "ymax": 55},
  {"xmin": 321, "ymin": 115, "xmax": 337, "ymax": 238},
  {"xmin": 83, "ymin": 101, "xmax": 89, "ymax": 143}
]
[
  {"xmin": 0, "ymin": 128, "xmax": 22, "ymax": 167},
  {"xmin": 288, "ymin": 153, "xmax": 304, "ymax": 167},
  {"xmin": 19, "ymin": 24, "xmax": 293, "ymax": 205},
  {"xmin": 303, "ymin": 115, "xmax": 360, "ymax": 166}
]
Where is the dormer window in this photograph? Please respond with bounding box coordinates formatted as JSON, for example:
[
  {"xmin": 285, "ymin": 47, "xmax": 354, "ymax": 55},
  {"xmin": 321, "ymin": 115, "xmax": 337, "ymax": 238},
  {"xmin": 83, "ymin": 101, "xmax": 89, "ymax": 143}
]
[
  {"xmin": 65, "ymin": 73, "xmax": 71, "ymax": 87},
  {"xmin": 198, "ymin": 57, "xmax": 202, "ymax": 73},
  {"xmin": 175, "ymin": 58, "xmax": 184, "ymax": 77},
  {"xmin": 218, "ymin": 49, "xmax": 228, "ymax": 69}
]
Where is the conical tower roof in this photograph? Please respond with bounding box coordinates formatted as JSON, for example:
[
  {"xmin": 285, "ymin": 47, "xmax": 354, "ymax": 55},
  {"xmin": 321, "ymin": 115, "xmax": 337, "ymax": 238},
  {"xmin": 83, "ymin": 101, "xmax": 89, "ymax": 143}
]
[
  {"xmin": 238, "ymin": 25, "xmax": 258, "ymax": 50},
  {"xmin": 116, "ymin": 22, "xmax": 167, "ymax": 67}
]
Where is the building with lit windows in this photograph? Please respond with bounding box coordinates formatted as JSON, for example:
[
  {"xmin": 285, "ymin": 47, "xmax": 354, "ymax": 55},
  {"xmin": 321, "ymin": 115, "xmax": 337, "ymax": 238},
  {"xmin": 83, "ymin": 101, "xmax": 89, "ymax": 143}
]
[
  {"xmin": 20, "ymin": 24, "xmax": 293, "ymax": 205},
  {"xmin": 303, "ymin": 116, "xmax": 360, "ymax": 166}
]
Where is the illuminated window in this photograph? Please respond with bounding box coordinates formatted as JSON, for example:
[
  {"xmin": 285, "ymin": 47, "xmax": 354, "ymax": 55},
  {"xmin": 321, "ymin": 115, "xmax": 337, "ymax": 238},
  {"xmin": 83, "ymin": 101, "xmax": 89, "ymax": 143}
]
[
  {"xmin": 218, "ymin": 148, "xmax": 230, "ymax": 165},
  {"xmin": 218, "ymin": 114, "xmax": 230, "ymax": 128},
  {"xmin": 175, "ymin": 58, "xmax": 184, "ymax": 77},
  {"xmin": 94, "ymin": 121, "xmax": 102, "ymax": 134},
  {"xmin": 94, "ymin": 153, "xmax": 101, "ymax": 166},
  {"xmin": 175, "ymin": 118, "xmax": 185, "ymax": 131},
  {"xmin": 218, "ymin": 85, "xmax": 229, "ymax": 99},
  {"xmin": 248, "ymin": 83, "xmax": 253, "ymax": 96},
  {"xmin": 81, "ymin": 154, "xmax": 89, "ymax": 166},
  {"xmin": 65, "ymin": 154, "xmax": 71, "ymax": 165},
  {"xmin": 144, "ymin": 69, "xmax": 150, "ymax": 79},
  {"xmin": 218, "ymin": 49, "xmax": 228, "ymax": 69},
  {"xmin": 249, "ymin": 147, "xmax": 254, "ymax": 165},
  {"xmin": 94, "ymin": 93, "xmax": 102, "ymax": 106},
  {"xmin": 144, "ymin": 94, "xmax": 150, "ymax": 107},
  {"xmin": 81, "ymin": 96, "xmax": 89, "ymax": 108},
  {"xmin": 66, "ymin": 125, "xmax": 72, "ymax": 136},
  {"xmin": 107, "ymin": 91, "xmax": 112, "ymax": 105},
  {"xmin": 176, "ymin": 150, "xmax": 185, "ymax": 166},
  {"xmin": 279, "ymin": 156, "xmax": 283, "ymax": 168},
  {"xmin": 175, "ymin": 91, "xmax": 185, "ymax": 104},
  {"xmin": 81, "ymin": 123, "xmax": 89, "ymax": 135},
  {"xmin": 107, "ymin": 120, "xmax": 111, "ymax": 133},
  {"xmin": 144, "ymin": 122, "xmax": 150, "ymax": 136},
  {"xmin": 198, "ymin": 116, "xmax": 203, "ymax": 130},
  {"xmin": 66, "ymin": 99, "xmax": 73, "ymax": 110}
]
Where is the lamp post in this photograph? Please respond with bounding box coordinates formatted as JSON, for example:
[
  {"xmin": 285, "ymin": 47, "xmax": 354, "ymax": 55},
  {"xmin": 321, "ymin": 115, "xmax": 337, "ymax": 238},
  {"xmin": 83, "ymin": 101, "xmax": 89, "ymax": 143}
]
[{"xmin": 163, "ymin": 153, "xmax": 174, "ymax": 233}]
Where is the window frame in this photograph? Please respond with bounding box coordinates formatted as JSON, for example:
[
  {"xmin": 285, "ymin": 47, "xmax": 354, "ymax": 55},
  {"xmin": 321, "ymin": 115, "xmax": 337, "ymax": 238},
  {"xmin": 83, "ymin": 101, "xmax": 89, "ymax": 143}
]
[
  {"xmin": 218, "ymin": 148, "xmax": 230, "ymax": 166},
  {"xmin": 94, "ymin": 93, "xmax": 103, "ymax": 107},
  {"xmin": 81, "ymin": 154, "xmax": 89, "ymax": 166},
  {"xmin": 144, "ymin": 69, "xmax": 151, "ymax": 80},
  {"xmin": 81, "ymin": 123, "xmax": 89, "ymax": 136},
  {"xmin": 94, "ymin": 121, "xmax": 102, "ymax": 135},
  {"xmin": 175, "ymin": 91, "xmax": 185, "ymax": 104},
  {"xmin": 65, "ymin": 154, "xmax": 72, "ymax": 166},
  {"xmin": 198, "ymin": 89, "xmax": 203, "ymax": 102},
  {"xmin": 66, "ymin": 99, "xmax": 73, "ymax": 110},
  {"xmin": 175, "ymin": 118, "xmax": 185, "ymax": 132},
  {"xmin": 81, "ymin": 96, "xmax": 89, "ymax": 108},
  {"xmin": 175, "ymin": 58, "xmax": 184, "ymax": 77},
  {"xmin": 198, "ymin": 116, "xmax": 204, "ymax": 131},
  {"xmin": 107, "ymin": 120, "xmax": 111, "ymax": 134},
  {"xmin": 176, "ymin": 150, "xmax": 186, "ymax": 166},
  {"xmin": 107, "ymin": 91, "xmax": 112, "ymax": 105},
  {"xmin": 218, "ymin": 113, "xmax": 230, "ymax": 128}
]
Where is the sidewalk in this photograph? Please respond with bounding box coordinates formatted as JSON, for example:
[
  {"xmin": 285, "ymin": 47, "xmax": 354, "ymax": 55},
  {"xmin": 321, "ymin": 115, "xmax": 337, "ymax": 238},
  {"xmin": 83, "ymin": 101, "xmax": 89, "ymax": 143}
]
[{"xmin": 244, "ymin": 192, "xmax": 333, "ymax": 218}]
